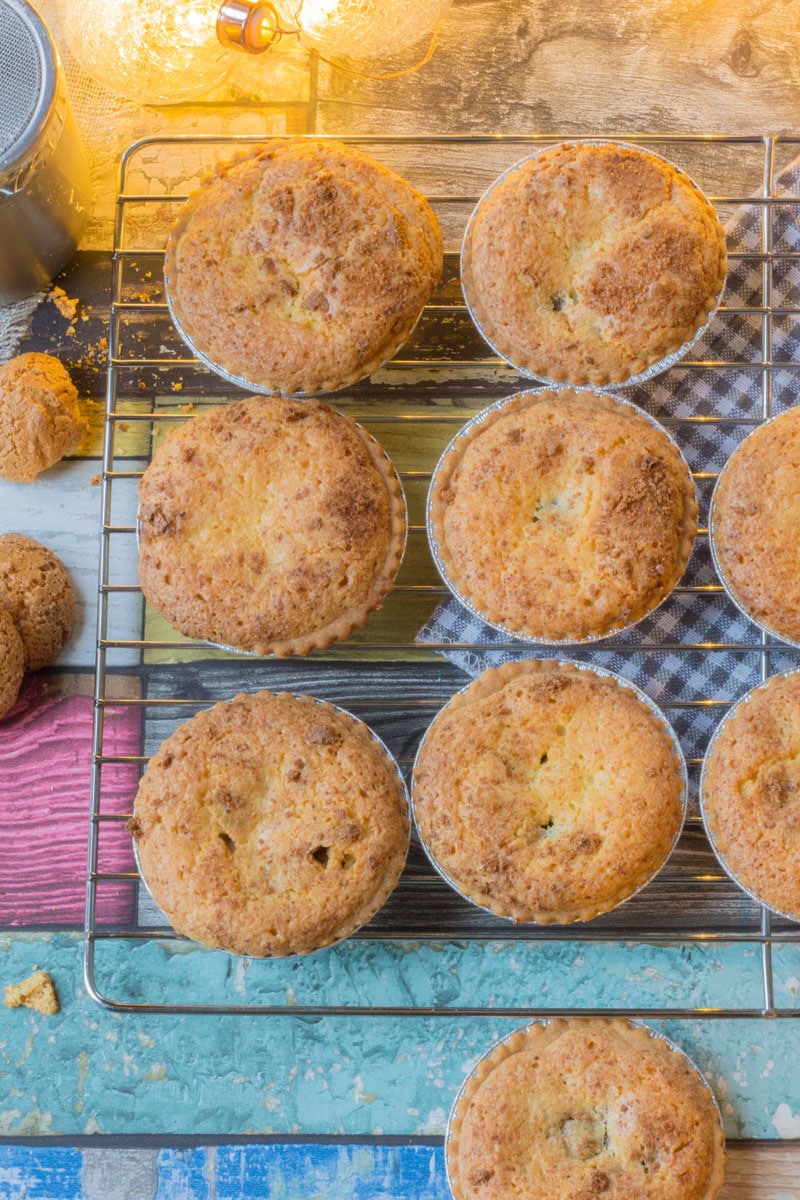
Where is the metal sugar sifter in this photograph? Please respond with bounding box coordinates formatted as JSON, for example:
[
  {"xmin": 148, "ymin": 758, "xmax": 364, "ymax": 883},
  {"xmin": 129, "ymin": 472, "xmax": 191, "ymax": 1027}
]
[{"xmin": 0, "ymin": 0, "xmax": 90, "ymax": 305}]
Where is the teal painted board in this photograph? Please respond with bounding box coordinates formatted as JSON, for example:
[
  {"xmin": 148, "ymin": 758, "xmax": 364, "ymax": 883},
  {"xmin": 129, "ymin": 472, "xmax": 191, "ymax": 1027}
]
[
  {"xmin": 4, "ymin": 934, "xmax": 800, "ymax": 1138},
  {"xmin": 88, "ymin": 933, "xmax": 771, "ymax": 1013}
]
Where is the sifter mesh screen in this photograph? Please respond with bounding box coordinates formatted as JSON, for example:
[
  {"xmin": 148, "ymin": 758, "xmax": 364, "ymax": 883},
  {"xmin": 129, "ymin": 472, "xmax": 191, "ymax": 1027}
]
[{"xmin": 0, "ymin": 1, "xmax": 44, "ymax": 161}]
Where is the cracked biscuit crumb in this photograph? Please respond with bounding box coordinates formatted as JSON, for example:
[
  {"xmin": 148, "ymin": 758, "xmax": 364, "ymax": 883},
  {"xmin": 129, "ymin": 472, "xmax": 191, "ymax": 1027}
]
[{"xmin": 4, "ymin": 971, "xmax": 60, "ymax": 1015}]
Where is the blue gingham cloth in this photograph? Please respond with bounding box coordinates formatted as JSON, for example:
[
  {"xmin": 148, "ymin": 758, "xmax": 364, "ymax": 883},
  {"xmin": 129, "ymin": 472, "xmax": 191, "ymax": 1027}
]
[{"xmin": 418, "ymin": 165, "xmax": 800, "ymax": 763}]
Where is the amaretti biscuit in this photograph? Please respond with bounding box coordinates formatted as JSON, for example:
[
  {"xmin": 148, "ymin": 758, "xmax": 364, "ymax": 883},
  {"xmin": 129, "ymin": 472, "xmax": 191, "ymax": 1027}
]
[
  {"xmin": 164, "ymin": 138, "xmax": 443, "ymax": 394},
  {"xmin": 0, "ymin": 606, "xmax": 24, "ymax": 720},
  {"xmin": 0, "ymin": 353, "xmax": 83, "ymax": 482},
  {"xmin": 138, "ymin": 396, "xmax": 407, "ymax": 656},
  {"xmin": 129, "ymin": 691, "xmax": 410, "ymax": 957},
  {"xmin": 0, "ymin": 534, "xmax": 75, "ymax": 670}
]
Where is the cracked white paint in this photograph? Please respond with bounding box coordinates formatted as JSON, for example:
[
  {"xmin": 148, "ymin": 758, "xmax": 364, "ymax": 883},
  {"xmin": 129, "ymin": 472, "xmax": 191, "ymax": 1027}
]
[{"xmin": 772, "ymin": 1103, "xmax": 800, "ymax": 1138}]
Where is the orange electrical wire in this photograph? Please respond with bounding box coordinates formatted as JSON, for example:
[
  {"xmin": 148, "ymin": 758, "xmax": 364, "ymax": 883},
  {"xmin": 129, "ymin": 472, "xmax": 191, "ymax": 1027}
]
[{"xmin": 276, "ymin": 20, "xmax": 443, "ymax": 80}]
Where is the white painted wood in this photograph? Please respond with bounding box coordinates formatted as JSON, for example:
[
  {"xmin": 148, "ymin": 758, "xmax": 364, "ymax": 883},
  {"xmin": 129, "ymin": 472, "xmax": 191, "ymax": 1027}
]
[{"xmin": 0, "ymin": 458, "xmax": 142, "ymax": 669}]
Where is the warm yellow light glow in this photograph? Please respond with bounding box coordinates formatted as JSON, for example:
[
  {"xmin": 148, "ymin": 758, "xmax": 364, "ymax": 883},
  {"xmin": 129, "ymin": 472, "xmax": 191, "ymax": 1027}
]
[
  {"xmin": 295, "ymin": 0, "xmax": 341, "ymax": 31},
  {"xmin": 58, "ymin": 0, "xmax": 232, "ymax": 105},
  {"xmin": 273, "ymin": 0, "xmax": 453, "ymax": 62}
]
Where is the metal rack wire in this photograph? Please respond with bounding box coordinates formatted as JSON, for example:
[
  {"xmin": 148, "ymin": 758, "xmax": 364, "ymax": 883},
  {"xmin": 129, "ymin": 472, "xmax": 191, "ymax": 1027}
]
[{"xmin": 85, "ymin": 133, "xmax": 800, "ymax": 1016}]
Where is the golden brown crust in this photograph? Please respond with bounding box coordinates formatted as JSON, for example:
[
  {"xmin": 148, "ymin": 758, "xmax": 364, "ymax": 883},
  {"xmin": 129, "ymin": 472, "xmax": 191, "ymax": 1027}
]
[
  {"xmin": 462, "ymin": 143, "xmax": 727, "ymax": 387},
  {"xmin": 429, "ymin": 390, "xmax": 697, "ymax": 641},
  {"xmin": 0, "ymin": 534, "xmax": 76, "ymax": 670},
  {"xmin": 711, "ymin": 407, "xmax": 800, "ymax": 644},
  {"xmin": 447, "ymin": 1018, "xmax": 725, "ymax": 1200},
  {"xmin": 412, "ymin": 660, "xmax": 685, "ymax": 923},
  {"xmin": 703, "ymin": 671, "xmax": 800, "ymax": 919},
  {"xmin": 0, "ymin": 606, "xmax": 24, "ymax": 720},
  {"xmin": 0, "ymin": 353, "xmax": 83, "ymax": 482},
  {"xmin": 164, "ymin": 138, "xmax": 443, "ymax": 395},
  {"xmin": 138, "ymin": 396, "xmax": 407, "ymax": 656},
  {"xmin": 130, "ymin": 691, "xmax": 410, "ymax": 957}
]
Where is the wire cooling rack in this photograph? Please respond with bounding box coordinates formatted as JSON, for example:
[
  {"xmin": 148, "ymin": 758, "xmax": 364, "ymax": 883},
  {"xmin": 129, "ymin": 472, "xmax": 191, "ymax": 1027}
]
[{"xmin": 86, "ymin": 133, "xmax": 800, "ymax": 1016}]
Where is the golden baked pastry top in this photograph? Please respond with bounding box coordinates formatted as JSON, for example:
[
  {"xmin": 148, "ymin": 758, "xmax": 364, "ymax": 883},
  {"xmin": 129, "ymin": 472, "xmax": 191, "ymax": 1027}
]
[
  {"xmin": 711, "ymin": 405, "xmax": 800, "ymax": 644},
  {"xmin": 462, "ymin": 142, "xmax": 726, "ymax": 386},
  {"xmin": 164, "ymin": 138, "xmax": 443, "ymax": 395},
  {"xmin": 430, "ymin": 390, "xmax": 697, "ymax": 642},
  {"xmin": 130, "ymin": 691, "xmax": 410, "ymax": 957},
  {"xmin": 447, "ymin": 1018, "xmax": 725, "ymax": 1200},
  {"xmin": 138, "ymin": 396, "xmax": 407, "ymax": 656},
  {"xmin": 412, "ymin": 661, "xmax": 685, "ymax": 924},
  {"xmin": 703, "ymin": 671, "xmax": 800, "ymax": 920}
]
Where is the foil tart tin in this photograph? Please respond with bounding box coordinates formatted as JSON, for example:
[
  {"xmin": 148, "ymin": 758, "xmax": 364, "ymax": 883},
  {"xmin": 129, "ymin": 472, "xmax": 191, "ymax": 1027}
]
[
  {"xmin": 164, "ymin": 287, "xmax": 304, "ymax": 397},
  {"xmin": 460, "ymin": 140, "xmax": 726, "ymax": 393},
  {"xmin": 131, "ymin": 692, "xmax": 412, "ymax": 959},
  {"xmin": 708, "ymin": 409, "xmax": 800, "ymax": 650},
  {"xmin": 135, "ymin": 415, "xmax": 408, "ymax": 660},
  {"xmin": 444, "ymin": 1018, "xmax": 724, "ymax": 1195},
  {"xmin": 426, "ymin": 386, "xmax": 698, "ymax": 647},
  {"xmin": 410, "ymin": 658, "xmax": 689, "ymax": 926},
  {"xmin": 699, "ymin": 669, "xmax": 800, "ymax": 925}
]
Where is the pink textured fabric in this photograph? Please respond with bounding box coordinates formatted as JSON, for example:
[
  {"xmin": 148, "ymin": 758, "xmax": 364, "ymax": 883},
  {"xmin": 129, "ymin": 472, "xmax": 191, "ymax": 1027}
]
[{"xmin": 0, "ymin": 676, "xmax": 139, "ymax": 926}]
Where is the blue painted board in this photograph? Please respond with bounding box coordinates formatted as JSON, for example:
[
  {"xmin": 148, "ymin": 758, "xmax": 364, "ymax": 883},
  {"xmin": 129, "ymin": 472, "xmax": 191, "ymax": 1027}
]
[{"xmin": 0, "ymin": 1145, "xmax": 448, "ymax": 1200}]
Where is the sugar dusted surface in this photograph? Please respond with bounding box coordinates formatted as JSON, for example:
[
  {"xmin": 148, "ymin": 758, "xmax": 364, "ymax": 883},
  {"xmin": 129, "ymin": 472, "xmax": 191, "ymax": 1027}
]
[
  {"xmin": 712, "ymin": 406, "xmax": 800, "ymax": 645},
  {"xmin": 138, "ymin": 397, "xmax": 406, "ymax": 656}
]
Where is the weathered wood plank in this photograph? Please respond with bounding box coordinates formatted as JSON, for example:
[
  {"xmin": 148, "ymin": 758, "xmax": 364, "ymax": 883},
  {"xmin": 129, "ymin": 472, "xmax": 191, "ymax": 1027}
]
[
  {"xmin": 724, "ymin": 1142, "xmax": 800, "ymax": 1197},
  {"xmin": 316, "ymin": 0, "xmax": 800, "ymax": 139}
]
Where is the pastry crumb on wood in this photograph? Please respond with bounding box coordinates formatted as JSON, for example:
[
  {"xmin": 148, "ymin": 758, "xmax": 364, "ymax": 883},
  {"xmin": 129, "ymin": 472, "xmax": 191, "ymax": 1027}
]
[
  {"xmin": 4, "ymin": 970, "xmax": 60, "ymax": 1015},
  {"xmin": 49, "ymin": 285, "xmax": 79, "ymax": 321}
]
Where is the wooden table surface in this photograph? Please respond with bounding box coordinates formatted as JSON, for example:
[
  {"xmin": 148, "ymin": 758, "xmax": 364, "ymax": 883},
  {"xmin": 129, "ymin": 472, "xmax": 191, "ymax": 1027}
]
[{"xmin": 3, "ymin": 0, "xmax": 800, "ymax": 1194}]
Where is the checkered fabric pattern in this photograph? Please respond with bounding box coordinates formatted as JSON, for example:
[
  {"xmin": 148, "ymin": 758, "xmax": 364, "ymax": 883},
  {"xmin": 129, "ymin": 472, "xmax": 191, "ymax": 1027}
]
[{"xmin": 418, "ymin": 165, "xmax": 800, "ymax": 766}]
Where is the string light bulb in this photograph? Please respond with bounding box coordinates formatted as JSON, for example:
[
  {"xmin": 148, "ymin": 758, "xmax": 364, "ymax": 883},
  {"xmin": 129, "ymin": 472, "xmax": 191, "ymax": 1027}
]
[
  {"xmin": 217, "ymin": 0, "xmax": 453, "ymax": 75},
  {"xmin": 58, "ymin": 0, "xmax": 452, "ymax": 105},
  {"xmin": 58, "ymin": 0, "xmax": 233, "ymax": 105}
]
